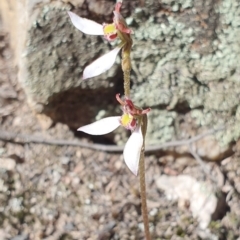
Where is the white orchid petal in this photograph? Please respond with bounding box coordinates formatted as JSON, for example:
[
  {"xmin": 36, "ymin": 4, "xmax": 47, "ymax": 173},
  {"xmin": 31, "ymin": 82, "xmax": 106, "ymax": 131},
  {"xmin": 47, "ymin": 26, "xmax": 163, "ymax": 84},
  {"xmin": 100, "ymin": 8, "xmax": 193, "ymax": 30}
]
[
  {"xmin": 78, "ymin": 116, "xmax": 121, "ymax": 135},
  {"xmin": 83, "ymin": 46, "xmax": 122, "ymax": 80},
  {"xmin": 123, "ymin": 126, "xmax": 143, "ymax": 176},
  {"xmin": 68, "ymin": 11, "xmax": 104, "ymax": 35}
]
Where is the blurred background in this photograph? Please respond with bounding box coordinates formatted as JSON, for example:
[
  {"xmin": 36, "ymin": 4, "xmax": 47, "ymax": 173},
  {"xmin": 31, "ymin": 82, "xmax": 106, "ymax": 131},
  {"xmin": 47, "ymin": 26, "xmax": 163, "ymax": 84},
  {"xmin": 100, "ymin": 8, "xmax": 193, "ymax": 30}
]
[{"xmin": 0, "ymin": 0, "xmax": 240, "ymax": 239}]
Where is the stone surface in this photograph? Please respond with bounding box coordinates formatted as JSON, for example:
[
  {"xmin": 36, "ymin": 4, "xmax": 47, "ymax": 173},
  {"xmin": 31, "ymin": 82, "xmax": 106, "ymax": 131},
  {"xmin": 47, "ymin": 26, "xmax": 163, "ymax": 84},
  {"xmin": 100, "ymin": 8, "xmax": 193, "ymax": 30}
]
[
  {"xmin": 0, "ymin": 158, "xmax": 16, "ymax": 171},
  {"xmin": 156, "ymin": 174, "xmax": 218, "ymax": 229},
  {"xmin": 0, "ymin": 0, "xmax": 240, "ymax": 151},
  {"xmin": 1, "ymin": 19, "xmax": 239, "ymax": 240},
  {"xmin": 0, "ymin": 0, "xmax": 120, "ymax": 131}
]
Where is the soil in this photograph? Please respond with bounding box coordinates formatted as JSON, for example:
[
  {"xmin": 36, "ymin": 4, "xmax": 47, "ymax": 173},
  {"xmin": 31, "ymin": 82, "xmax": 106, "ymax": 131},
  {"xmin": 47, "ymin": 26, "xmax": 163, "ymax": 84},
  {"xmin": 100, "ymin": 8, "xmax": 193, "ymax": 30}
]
[{"xmin": 0, "ymin": 18, "xmax": 240, "ymax": 240}]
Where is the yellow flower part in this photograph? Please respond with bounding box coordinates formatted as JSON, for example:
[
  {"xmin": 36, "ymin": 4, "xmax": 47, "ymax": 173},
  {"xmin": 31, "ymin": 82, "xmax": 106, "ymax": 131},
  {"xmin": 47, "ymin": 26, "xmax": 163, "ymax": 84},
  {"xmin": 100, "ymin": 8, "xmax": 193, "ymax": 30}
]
[
  {"xmin": 121, "ymin": 113, "xmax": 131, "ymax": 126},
  {"xmin": 103, "ymin": 23, "xmax": 117, "ymax": 35},
  {"xmin": 120, "ymin": 113, "xmax": 137, "ymax": 131},
  {"xmin": 103, "ymin": 23, "xmax": 118, "ymax": 41}
]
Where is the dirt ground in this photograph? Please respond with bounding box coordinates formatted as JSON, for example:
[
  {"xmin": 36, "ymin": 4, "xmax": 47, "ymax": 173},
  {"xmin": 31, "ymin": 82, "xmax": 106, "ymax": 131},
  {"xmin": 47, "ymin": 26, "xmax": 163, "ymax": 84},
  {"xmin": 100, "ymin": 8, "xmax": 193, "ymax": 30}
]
[{"xmin": 0, "ymin": 19, "xmax": 240, "ymax": 240}]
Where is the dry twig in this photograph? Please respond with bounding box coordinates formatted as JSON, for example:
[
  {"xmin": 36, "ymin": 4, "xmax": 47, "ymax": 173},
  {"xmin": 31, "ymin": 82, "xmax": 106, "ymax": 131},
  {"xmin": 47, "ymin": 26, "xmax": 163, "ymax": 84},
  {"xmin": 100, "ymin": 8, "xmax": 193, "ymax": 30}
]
[{"xmin": 0, "ymin": 126, "xmax": 224, "ymax": 152}]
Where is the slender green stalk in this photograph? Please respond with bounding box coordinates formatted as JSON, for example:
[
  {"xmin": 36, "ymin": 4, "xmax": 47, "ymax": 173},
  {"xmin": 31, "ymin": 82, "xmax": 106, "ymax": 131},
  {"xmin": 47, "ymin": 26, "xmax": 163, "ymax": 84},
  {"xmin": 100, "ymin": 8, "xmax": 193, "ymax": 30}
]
[
  {"xmin": 119, "ymin": 32, "xmax": 132, "ymax": 97},
  {"xmin": 139, "ymin": 114, "xmax": 151, "ymax": 239},
  {"xmin": 139, "ymin": 149, "xmax": 151, "ymax": 240},
  {"xmin": 119, "ymin": 28, "xmax": 151, "ymax": 238},
  {"xmin": 123, "ymin": 70, "xmax": 130, "ymax": 97},
  {"xmin": 122, "ymin": 46, "xmax": 131, "ymax": 97}
]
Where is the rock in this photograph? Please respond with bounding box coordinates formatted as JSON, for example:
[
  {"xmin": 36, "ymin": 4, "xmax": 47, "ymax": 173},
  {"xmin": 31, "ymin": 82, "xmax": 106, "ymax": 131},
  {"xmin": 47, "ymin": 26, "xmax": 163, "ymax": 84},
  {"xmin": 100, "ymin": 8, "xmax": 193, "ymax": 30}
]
[
  {"xmin": 0, "ymin": 148, "xmax": 5, "ymax": 156},
  {"xmin": 175, "ymin": 133, "xmax": 233, "ymax": 161},
  {"xmin": 156, "ymin": 175, "xmax": 219, "ymax": 229},
  {"xmin": 0, "ymin": 83, "xmax": 17, "ymax": 99},
  {"xmin": 194, "ymin": 135, "xmax": 232, "ymax": 161},
  {"xmin": 9, "ymin": 197, "xmax": 23, "ymax": 213},
  {"xmin": 0, "ymin": 0, "xmax": 240, "ymax": 148},
  {"xmin": 62, "ymin": 0, "xmax": 84, "ymax": 7},
  {"xmin": 0, "ymin": 179, "xmax": 7, "ymax": 192},
  {"xmin": 60, "ymin": 156, "xmax": 70, "ymax": 165},
  {"xmin": 0, "ymin": 157, "xmax": 16, "ymax": 171},
  {"xmin": 0, "ymin": 230, "xmax": 10, "ymax": 240},
  {"xmin": 97, "ymin": 221, "xmax": 116, "ymax": 240},
  {"xmin": 0, "ymin": 0, "xmax": 118, "ymax": 130},
  {"xmin": 36, "ymin": 113, "xmax": 53, "ymax": 130},
  {"xmin": 11, "ymin": 235, "xmax": 29, "ymax": 240}
]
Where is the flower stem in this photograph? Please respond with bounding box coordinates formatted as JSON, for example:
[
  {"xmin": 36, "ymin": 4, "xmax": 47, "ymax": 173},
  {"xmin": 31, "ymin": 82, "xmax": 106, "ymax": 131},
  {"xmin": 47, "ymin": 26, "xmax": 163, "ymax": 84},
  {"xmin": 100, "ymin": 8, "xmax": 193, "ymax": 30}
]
[
  {"xmin": 139, "ymin": 114, "xmax": 151, "ymax": 239},
  {"xmin": 123, "ymin": 70, "xmax": 130, "ymax": 97},
  {"xmin": 139, "ymin": 148, "xmax": 151, "ymax": 240},
  {"xmin": 120, "ymin": 36, "xmax": 132, "ymax": 97}
]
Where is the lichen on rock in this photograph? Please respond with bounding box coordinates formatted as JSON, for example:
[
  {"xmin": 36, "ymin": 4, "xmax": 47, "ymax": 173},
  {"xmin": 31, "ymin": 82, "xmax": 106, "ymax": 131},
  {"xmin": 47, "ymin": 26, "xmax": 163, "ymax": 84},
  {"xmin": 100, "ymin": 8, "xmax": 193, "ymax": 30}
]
[{"xmin": 1, "ymin": 0, "xmax": 240, "ymax": 151}]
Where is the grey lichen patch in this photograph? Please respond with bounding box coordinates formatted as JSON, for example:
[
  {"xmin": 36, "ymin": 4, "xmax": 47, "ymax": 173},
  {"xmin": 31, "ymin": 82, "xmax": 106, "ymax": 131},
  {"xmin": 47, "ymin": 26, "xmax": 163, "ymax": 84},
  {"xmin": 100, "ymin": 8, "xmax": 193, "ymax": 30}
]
[
  {"xmin": 145, "ymin": 109, "xmax": 176, "ymax": 144},
  {"xmin": 218, "ymin": 122, "xmax": 240, "ymax": 146},
  {"xmin": 161, "ymin": 0, "xmax": 193, "ymax": 9},
  {"xmin": 126, "ymin": 0, "xmax": 240, "ymax": 146}
]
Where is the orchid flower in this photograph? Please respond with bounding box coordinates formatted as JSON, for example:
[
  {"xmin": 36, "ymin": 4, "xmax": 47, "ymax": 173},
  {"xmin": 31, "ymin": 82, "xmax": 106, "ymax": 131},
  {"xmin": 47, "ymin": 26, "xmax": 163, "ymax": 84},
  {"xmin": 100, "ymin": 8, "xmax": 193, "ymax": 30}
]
[
  {"xmin": 78, "ymin": 94, "xmax": 150, "ymax": 176},
  {"xmin": 68, "ymin": 0, "xmax": 133, "ymax": 80}
]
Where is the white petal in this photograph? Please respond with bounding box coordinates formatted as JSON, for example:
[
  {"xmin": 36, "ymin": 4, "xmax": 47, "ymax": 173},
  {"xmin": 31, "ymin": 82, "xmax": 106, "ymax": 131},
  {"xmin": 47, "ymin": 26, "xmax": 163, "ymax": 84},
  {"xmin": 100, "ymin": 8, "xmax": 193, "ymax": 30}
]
[
  {"xmin": 68, "ymin": 11, "xmax": 104, "ymax": 35},
  {"xmin": 77, "ymin": 116, "xmax": 121, "ymax": 135},
  {"xmin": 83, "ymin": 46, "xmax": 122, "ymax": 80},
  {"xmin": 123, "ymin": 126, "xmax": 143, "ymax": 176}
]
